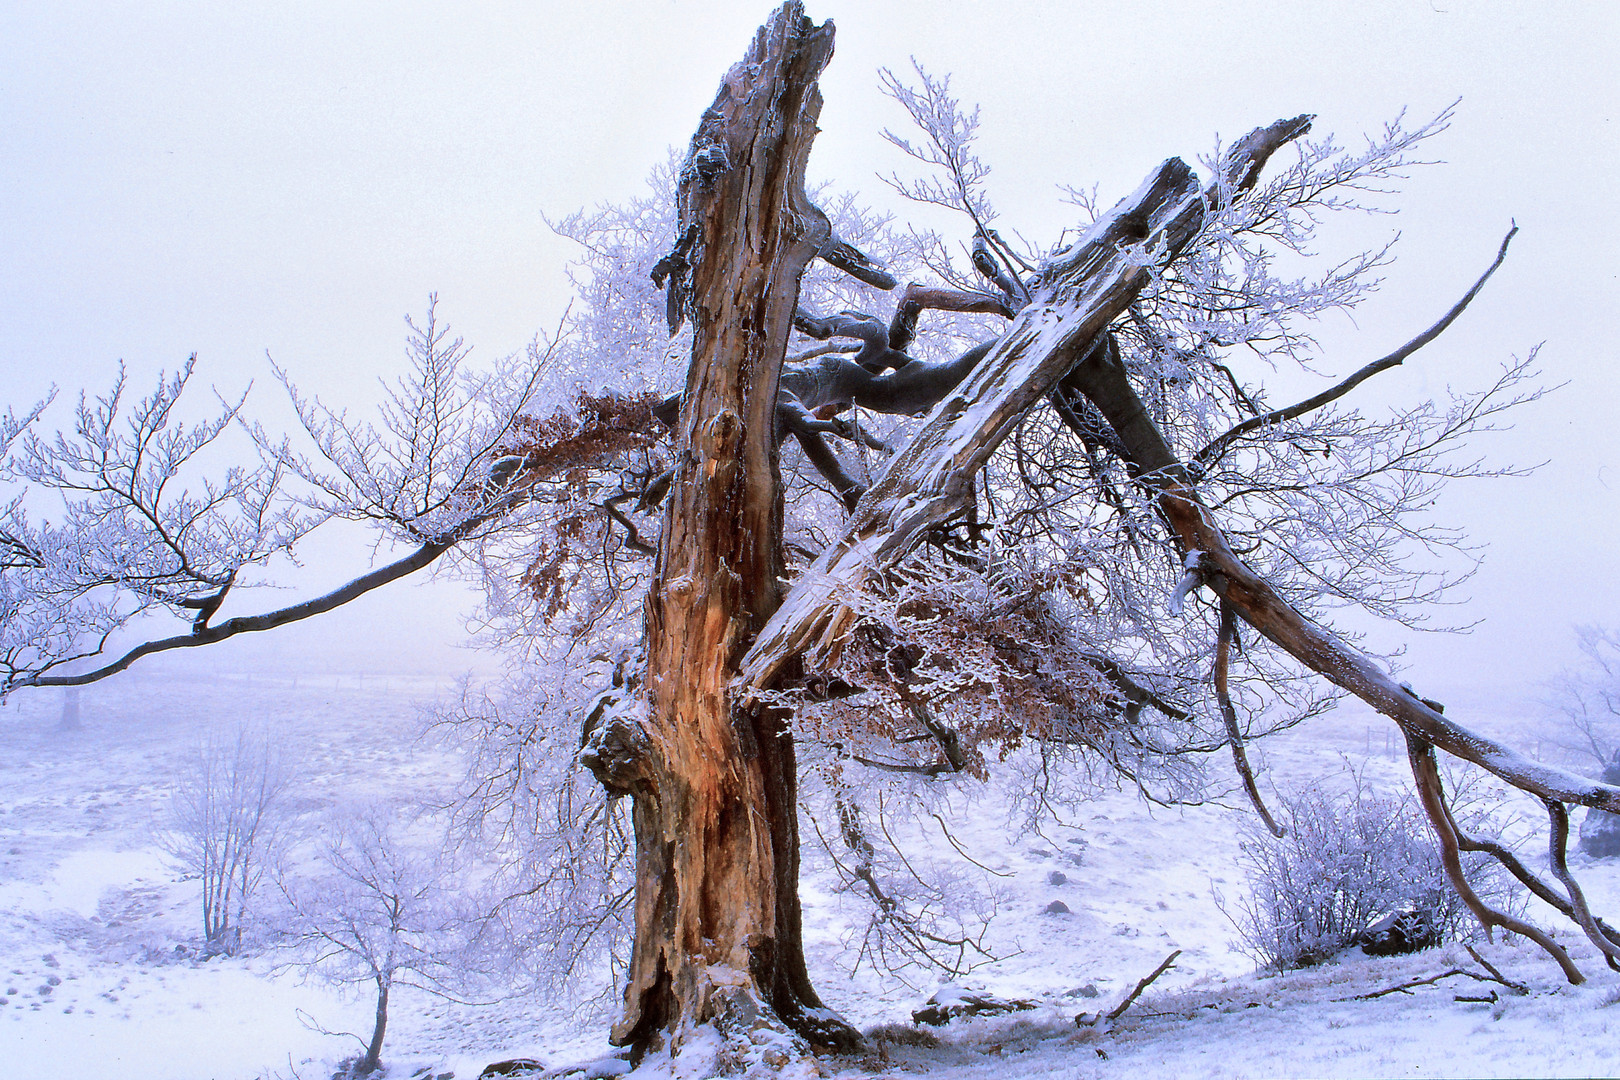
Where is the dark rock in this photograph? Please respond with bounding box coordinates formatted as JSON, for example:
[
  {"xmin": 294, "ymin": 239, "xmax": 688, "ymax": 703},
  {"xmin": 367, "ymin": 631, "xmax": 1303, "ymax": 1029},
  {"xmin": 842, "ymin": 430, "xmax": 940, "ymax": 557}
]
[
  {"xmin": 1043, "ymin": 900, "xmax": 1071, "ymax": 915},
  {"xmin": 913, "ymin": 988, "xmax": 1036, "ymax": 1026},
  {"xmin": 1356, "ymin": 909, "xmax": 1441, "ymax": 956},
  {"xmin": 1579, "ymin": 809, "xmax": 1620, "ymax": 858},
  {"xmin": 1580, "ymin": 761, "xmax": 1620, "ymax": 857},
  {"xmin": 1047, "ymin": 870, "xmax": 1068, "ymax": 886}
]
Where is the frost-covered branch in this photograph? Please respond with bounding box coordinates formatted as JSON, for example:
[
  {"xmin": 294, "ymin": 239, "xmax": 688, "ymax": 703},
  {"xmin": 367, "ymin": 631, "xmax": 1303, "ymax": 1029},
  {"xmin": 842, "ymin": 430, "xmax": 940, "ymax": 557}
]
[
  {"xmin": 265, "ymin": 296, "xmax": 548, "ymax": 546},
  {"xmin": 1, "ymin": 360, "xmax": 316, "ymax": 692},
  {"xmin": 1194, "ymin": 225, "xmax": 1519, "ymax": 469}
]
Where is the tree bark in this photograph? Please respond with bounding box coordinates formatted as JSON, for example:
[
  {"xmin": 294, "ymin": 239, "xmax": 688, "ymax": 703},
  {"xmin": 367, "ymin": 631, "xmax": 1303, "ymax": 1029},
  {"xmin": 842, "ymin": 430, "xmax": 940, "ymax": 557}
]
[{"xmin": 609, "ymin": 2, "xmax": 859, "ymax": 1056}]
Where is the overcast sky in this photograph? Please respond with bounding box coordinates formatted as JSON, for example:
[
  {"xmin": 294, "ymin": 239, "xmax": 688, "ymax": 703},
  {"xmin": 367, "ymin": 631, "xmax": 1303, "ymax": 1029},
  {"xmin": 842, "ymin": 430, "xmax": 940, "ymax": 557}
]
[{"xmin": 1, "ymin": 1, "xmax": 1615, "ymax": 709}]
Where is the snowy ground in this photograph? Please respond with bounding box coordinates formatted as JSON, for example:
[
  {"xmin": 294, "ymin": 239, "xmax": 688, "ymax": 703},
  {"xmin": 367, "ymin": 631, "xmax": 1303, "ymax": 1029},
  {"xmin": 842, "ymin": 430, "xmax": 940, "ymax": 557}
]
[{"xmin": 3, "ymin": 669, "xmax": 1619, "ymax": 1079}]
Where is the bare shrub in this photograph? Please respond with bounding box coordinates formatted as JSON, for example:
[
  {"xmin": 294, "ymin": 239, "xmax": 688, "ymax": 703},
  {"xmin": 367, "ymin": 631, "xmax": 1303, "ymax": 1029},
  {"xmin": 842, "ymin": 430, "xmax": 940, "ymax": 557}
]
[
  {"xmin": 1229, "ymin": 773, "xmax": 1505, "ymax": 971},
  {"xmin": 864, "ymin": 1022, "xmax": 941, "ymax": 1048},
  {"xmin": 159, "ymin": 727, "xmax": 290, "ymax": 956}
]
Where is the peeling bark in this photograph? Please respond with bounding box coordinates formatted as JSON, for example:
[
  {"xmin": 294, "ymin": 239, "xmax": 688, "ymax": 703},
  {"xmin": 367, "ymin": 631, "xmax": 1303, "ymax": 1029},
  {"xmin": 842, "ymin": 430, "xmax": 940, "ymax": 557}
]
[{"xmin": 614, "ymin": 2, "xmax": 859, "ymax": 1056}]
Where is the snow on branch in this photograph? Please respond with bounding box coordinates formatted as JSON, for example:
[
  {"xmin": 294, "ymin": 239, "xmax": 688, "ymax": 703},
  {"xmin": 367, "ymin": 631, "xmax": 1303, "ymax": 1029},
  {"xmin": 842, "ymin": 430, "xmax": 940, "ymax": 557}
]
[{"xmin": 1, "ymin": 359, "xmax": 315, "ymax": 693}]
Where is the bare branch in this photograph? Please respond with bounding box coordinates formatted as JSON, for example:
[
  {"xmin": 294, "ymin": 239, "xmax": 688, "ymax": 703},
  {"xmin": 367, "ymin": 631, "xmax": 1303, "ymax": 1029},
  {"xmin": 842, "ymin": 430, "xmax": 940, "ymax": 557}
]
[
  {"xmin": 1195, "ymin": 226, "xmax": 1517, "ymax": 468},
  {"xmin": 1216, "ymin": 602, "xmax": 1285, "ymax": 836},
  {"xmin": 1077, "ymin": 949, "xmax": 1181, "ymax": 1026}
]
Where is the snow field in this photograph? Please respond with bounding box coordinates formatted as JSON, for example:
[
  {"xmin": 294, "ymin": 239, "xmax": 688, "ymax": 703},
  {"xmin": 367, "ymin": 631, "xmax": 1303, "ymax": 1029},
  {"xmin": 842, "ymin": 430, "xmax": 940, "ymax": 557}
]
[{"xmin": 1, "ymin": 672, "xmax": 1618, "ymax": 1078}]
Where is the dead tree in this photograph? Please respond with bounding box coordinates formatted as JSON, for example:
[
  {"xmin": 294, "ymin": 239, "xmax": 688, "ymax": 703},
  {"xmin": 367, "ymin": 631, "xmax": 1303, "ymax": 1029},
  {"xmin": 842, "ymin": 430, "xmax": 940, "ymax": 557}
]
[
  {"xmin": 579, "ymin": 8, "xmax": 865, "ymax": 1054},
  {"xmin": 573, "ymin": 1, "xmax": 1620, "ymax": 1057},
  {"xmin": 11, "ymin": 2, "xmax": 1620, "ymax": 1063}
]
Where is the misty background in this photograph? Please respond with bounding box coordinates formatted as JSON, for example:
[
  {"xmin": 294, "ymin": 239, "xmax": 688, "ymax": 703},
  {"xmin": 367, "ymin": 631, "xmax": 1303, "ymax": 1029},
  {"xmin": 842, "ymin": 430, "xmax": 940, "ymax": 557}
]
[{"xmin": 1, "ymin": 1, "xmax": 1614, "ymax": 713}]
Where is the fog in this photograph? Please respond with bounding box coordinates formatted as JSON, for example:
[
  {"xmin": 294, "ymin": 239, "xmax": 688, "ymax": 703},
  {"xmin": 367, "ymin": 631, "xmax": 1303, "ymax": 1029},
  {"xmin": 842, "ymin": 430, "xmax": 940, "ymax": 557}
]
[{"xmin": 1, "ymin": 1, "xmax": 1615, "ymax": 705}]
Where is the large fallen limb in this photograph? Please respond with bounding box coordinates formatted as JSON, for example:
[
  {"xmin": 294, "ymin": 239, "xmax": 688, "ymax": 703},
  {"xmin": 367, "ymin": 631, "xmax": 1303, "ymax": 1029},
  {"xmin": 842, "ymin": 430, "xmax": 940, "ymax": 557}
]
[
  {"xmin": 1057, "ymin": 248, "xmax": 1620, "ymax": 980},
  {"xmin": 742, "ymin": 115, "xmax": 1312, "ymax": 690},
  {"xmin": 740, "ymin": 152, "xmax": 1209, "ymax": 689},
  {"xmin": 740, "ymin": 114, "xmax": 1620, "ymax": 983},
  {"xmin": 1044, "ymin": 301, "xmax": 1620, "ymax": 819}
]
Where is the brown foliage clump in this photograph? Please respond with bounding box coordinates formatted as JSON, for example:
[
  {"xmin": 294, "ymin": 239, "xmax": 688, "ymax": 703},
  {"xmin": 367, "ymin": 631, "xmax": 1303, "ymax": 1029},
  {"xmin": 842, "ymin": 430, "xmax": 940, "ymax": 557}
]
[
  {"xmin": 501, "ymin": 391, "xmax": 663, "ymax": 486},
  {"xmin": 495, "ymin": 391, "xmax": 667, "ymax": 626},
  {"xmin": 798, "ymin": 586, "xmax": 1126, "ymax": 779}
]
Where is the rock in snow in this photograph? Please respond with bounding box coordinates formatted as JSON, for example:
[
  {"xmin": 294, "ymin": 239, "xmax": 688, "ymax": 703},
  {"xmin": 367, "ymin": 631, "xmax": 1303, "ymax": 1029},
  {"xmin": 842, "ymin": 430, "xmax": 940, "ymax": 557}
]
[{"xmin": 913, "ymin": 986, "xmax": 1037, "ymax": 1026}]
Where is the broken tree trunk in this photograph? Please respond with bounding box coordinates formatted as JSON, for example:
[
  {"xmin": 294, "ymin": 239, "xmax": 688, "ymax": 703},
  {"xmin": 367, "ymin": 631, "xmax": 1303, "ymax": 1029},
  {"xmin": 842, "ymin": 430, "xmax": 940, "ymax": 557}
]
[
  {"xmin": 737, "ymin": 114, "xmax": 1620, "ymax": 981},
  {"xmin": 598, "ymin": 3, "xmax": 861, "ymax": 1057}
]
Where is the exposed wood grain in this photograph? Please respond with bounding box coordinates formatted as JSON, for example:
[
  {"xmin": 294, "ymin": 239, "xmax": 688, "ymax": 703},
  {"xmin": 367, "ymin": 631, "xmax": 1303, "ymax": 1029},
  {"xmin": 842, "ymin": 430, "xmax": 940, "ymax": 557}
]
[{"xmin": 616, "ymin": 2, "xmax": 859, "ymax": 1056}]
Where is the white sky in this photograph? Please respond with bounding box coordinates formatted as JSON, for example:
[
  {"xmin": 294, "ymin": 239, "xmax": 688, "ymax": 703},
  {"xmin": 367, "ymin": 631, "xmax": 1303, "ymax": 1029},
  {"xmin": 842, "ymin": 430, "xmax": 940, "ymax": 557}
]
[{"xmin": 1, "ymin": 1, "xmax": 1616, "ymax": 707}]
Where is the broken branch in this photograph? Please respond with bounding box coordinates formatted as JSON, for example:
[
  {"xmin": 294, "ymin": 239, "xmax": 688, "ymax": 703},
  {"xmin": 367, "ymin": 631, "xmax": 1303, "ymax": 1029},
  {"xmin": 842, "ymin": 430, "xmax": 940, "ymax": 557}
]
[{"xmin": 1078, "ymin": 949, "xmax": 1181, "ymax": 1026}]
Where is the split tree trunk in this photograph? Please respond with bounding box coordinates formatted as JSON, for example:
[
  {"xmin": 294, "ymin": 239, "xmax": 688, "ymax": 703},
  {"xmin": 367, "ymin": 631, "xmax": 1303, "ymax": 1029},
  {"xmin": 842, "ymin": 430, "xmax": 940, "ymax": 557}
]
[{"xmin": 605, "ymin": 3, "xmax": 859, "ymax": 1056}]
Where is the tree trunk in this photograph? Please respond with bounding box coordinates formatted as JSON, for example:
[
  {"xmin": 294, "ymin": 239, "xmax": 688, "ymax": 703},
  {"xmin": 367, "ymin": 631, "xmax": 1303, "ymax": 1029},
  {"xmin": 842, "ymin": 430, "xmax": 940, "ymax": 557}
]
[
  {"xmin": 362, "ymin": 976, "xmax": 388, "ymax": 1074},
  {"xmin": 57, "ymin": 686, "xmax": 81, "ymax": 731},
  {"xmin": 604, "ymin": 3, "xmax": 859, "ymax": 1057}
]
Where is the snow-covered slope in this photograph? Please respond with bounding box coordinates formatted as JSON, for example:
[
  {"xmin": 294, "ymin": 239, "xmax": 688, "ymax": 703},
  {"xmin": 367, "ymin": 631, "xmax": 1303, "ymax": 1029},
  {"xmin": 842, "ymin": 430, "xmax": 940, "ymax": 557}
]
[{"xmin": 3, "ymin": 671, "xmax": 1618, "ymax": 1079}]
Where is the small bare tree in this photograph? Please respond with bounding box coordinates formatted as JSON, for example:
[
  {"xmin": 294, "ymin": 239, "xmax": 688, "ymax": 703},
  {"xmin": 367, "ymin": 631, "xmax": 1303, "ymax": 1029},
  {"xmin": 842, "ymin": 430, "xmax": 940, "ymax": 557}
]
[
  {"xmin": 161, "ymin": 727, "xmax": 290, "ymax": 956},
  {"xmin": 275, "ymin": 808, "xmax": 461, "ymax": 1078},
  {"xmin": 1548, "ymin": 627, "xmax": 1620, "ymax": 855},
  {"xmin": 1550, "ymin": 626, "xmax": 1620, "ymax": 770}
]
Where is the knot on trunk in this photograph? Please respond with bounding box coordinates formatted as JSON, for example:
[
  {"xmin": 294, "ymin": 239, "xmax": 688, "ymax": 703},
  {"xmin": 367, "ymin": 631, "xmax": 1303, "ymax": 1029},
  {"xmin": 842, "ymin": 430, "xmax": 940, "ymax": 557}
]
[{"xmin": 579, "ymin": 716, "xmax": 656, "ymax": 797}]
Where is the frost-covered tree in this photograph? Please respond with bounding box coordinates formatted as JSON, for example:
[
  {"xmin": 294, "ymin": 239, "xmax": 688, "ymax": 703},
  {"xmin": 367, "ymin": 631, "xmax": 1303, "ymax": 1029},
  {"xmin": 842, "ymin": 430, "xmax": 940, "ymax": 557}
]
[
  {"xmin": 1546, "ymin": 627, "xmax": 1620, "ymax": 857},
  {"xmin": 275, "ymin": 809, "xmax": 462, "ymax": 1077},
  {"xmin": 160, "ymin": 727, "xmax": 290, "ymax": 955},
  {"xmin": 0, "ymin": 298, "xmax": 546, "ymax": 692},
  {"xmin": 7, "ymin": 2, "xmax": 1620, "ymax": 1067},
  {"xmin": 1550, "ymin": 626, "xmax": 1620, "ymax": 770}
]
